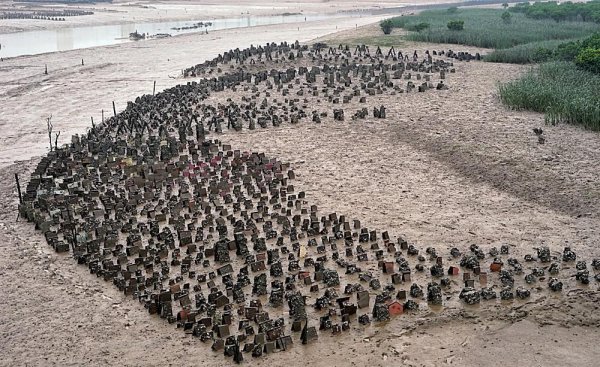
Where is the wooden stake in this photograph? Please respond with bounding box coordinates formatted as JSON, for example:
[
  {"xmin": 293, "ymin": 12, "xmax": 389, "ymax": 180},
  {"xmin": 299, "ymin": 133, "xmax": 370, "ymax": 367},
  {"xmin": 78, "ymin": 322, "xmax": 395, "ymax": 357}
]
[
  {"xmin": 153, "ymin": 80, "xmax": 156, "ymax": 96},
  {"xmin": 54, "ymin": 131, "xmax": 60, "ymax": 150},
  {"xmin": 46, "ymin": 115, "xmax": 53, "ymax": 152},
  {"xmin": 15, "ymin": 173, "xmax": 22, "ymax": 204},
  {"xmin": 112, "ymin": 101, "xmax": 116, "ymax": 117},
  {"xmin": 66, "ymin": 203, "xmax": 76, "ymax": 251}
]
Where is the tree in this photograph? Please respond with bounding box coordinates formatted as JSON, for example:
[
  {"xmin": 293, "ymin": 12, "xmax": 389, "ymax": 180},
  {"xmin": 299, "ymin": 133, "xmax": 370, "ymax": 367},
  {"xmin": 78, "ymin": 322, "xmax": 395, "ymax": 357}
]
[
  {"xmin": 501, "ymin": 11, "xmax": 512, "ymax": 24},
  {"xmin": 447, "ymin": 20, "xmax": 464, "ymax": 31},
  {"xmin": 502, "ymin": 3, "xmax": 509, "ymax": 9}
]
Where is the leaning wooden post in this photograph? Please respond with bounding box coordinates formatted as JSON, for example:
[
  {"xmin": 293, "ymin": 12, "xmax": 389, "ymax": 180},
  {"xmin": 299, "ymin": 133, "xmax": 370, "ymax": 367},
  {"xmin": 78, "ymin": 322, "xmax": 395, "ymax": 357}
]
[
  {"xmin": 112, "ymin": 101, "xmax": 116, "ymax": 117},
  {"xmin": 153, "ymin": 80, "xmax": 156, "ymax": 96},
  {"xmin": 15, "ymin": 173, "xmax": 22, "ymax": 204},
  {"xmin": 101, "ymin": 109, "xmax": 104, "ymax": 123}
]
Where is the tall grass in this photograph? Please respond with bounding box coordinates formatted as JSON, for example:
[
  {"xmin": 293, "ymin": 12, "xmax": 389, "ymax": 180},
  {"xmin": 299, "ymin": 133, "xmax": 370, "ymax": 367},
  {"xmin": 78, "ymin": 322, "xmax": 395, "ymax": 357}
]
[
  {"xmin": 499, "ymin": 62, "xmax": 600, "ymax": 130},
  {"xmin": 511, "ymin": 1, "xmax": 600, "ymax": 23},
  {"xmin": 484, "ymin": 38, "xmax": 584, "ymax": 64},
  {"xmin": 388, "ymin": 9, "xmax": 600, "ymax": 49}
]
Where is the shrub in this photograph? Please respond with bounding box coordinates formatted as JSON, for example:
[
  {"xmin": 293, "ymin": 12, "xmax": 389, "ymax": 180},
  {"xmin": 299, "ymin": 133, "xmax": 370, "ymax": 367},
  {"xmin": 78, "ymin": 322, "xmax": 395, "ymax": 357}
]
[
  {"xmin": 555, "ymin": 32, "xmax": 600, "ymax": 61},
  {"xmin": 581, "ymin": 32, "xmax": 600, "ymax": 49},
  {"xmin": 501, "ymin": 11, "xmax": 512, "ymax": 24},
  {"xmin": 575, "ymin": 47, "xmax": 600, "ymax": 74},
  {"xmin": 532, "ymin": 47, "xmax": 554, "ymax": 62},
  {"xmin": 447, "ymin": 7, "xmax": 459, "ymax": 14},
  {"xmin": 447, "ymin": 20, "xmax": 464, "ymax": 31},
  {"xmin": 380, "ymin": 19, "xmax": 393, "ymax": 35},
  {"xmin": 555, "ymin": 40, "xmax": 584, "ymax": 61},
  {"xmin": 406, "ymin": 22, "xmax": 430, "ymax": 32}
]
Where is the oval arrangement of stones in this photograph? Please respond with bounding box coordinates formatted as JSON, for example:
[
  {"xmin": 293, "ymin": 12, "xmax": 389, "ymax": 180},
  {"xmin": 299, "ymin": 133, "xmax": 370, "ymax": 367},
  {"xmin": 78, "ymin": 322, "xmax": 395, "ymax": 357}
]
[{"xmin": 20, "ymin": 41, "xmax": 600, "ymax": 363}]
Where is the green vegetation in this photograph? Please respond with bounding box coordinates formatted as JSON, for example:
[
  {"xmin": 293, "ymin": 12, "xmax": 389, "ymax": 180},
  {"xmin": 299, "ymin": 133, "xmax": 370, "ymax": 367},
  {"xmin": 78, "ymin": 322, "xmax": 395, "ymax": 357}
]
[
  {"xmin": 484, "ymin": 39, "xmax": 575, "ymax": 63},
  {"xmin": 381, "ymin": 8, "xmax": 600, "ymax": 64},
  {"xmin": 485, "ymin": 32, "xmax": 600, "ymax": 64},
  {"xmin": 383, "ymin": 9, "xmax": 600, "ymax": 49},
  {"xmin": 572, "ymin": 32, "xmax": 600, "ymax": 51},
  {"xmin": 376, "ymin": 8, "xmax": 600, "ymax": 129},
  {"xmin": 556, "ymin": 32, "xmax": 600, "ymax": 63},
  {"xmin": 509, "ymin": 1, "xmax": 600, "ymax": 23},
  {"xmin": 380, "ymin": 19, "xmax": 393, "ymax": 35},
  {"xmin": 575, "ymin": 47, "xmax": 600, "ymax": 74},
  {"xmin": 406, "ymin": 22, "xmax": 430, "ymax": 32},
  {"xmin": 447, "ymin": 20, "xmax": 464, "ymax": 31},
  {"xmin": 555, "ymin": 39, "xmax": 585, "ymax": 61},
  {"xmin": 499, "ymin": 62, "xmax": 600, "ymax": 130}
]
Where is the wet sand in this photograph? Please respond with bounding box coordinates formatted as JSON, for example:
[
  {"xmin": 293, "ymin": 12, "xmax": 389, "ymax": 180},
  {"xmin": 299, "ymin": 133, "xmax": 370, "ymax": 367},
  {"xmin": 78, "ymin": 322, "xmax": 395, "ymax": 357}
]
[
  {"xmin": 1, "ymin": 2, "xmax": 600, "ymax": 367},
  {"xmin": 0, "ymin": 0, "xmax": 453, "ymax": 34},
  {"xmin": 0, "ymin": 15, "xmax": 387, "ymax": 168}
]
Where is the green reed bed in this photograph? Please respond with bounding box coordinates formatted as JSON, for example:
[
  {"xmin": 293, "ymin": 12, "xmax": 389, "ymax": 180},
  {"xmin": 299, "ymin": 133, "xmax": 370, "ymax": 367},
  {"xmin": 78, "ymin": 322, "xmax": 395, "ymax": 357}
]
[
  {"xmin": 499, "ymin": 62, "xmax": 600, "ymax": 130},
  {"xmin": 387, "ymin": 9, "xmax": 600, "ymax": 49},
  {"xmin": 484, "ymin": 38, "xmax": 585, "ymax": 64}
]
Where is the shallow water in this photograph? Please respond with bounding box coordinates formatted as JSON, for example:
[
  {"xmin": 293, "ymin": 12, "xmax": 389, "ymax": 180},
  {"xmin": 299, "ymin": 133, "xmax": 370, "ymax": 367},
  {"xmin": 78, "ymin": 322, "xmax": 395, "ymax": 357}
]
[{"xmin": 0, "ymin": 12, "xmax": 369, "ymax": 58}]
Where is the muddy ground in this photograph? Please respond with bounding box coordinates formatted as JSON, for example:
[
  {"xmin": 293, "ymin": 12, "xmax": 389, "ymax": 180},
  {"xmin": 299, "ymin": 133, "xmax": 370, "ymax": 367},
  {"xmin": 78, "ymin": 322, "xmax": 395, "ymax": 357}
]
[{"xmin": 1, "ymin": 5, "xmax": 600, "ymax": 367}]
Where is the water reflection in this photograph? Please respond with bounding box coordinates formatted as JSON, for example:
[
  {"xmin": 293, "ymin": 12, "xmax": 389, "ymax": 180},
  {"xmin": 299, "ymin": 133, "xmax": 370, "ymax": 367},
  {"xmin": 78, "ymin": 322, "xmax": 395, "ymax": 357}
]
[
  {"xmin": 56, "ymin": 28, "xmax": 73, "ymax": 52},
  {"xmin": 0, "ymin": 12, "xmax": 369, "ymax": 58}
]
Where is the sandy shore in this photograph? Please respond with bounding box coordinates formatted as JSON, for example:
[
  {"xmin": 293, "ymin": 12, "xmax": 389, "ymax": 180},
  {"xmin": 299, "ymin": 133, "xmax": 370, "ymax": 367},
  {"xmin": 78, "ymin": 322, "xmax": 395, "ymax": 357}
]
[
  {"xmin": 0, "ymin": 0, "xmax": 455, "ymax": 34},
  {"xmin": 0, "ymin": 14, "xmax": 388, "ymax": 168},
  {"xmin": 1, "ymin": 2, "xmax": 600, "ymax": 367}
]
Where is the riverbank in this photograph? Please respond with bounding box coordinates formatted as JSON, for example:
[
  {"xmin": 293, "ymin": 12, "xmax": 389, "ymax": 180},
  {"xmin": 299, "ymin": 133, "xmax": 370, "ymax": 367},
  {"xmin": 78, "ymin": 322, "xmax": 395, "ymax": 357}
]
[
  {"xmin": 1, "ymin": 2, "xmax": 600, "ymax": 367},
  {"xmin": 0, "ymin": 14, "xmax": 387, "ymax": 168},
  {"xmin": 0, "ymin": 0, "xmax": 452, "ymax": 34}
]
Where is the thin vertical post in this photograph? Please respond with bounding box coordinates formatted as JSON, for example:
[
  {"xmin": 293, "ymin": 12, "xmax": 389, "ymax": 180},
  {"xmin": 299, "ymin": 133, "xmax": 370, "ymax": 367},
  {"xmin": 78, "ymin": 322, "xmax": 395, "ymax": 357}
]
[{"xmin": 15, "ymin": 173, "xmax": 22, "ymax": 204}]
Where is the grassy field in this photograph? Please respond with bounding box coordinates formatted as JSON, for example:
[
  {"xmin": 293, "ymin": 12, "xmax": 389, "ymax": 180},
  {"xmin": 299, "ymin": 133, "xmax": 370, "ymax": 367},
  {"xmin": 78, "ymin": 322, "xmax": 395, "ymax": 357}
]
[
  {"xmin": 499, "ymin": 62, "xmax": 600, "ymax": 130},
  {"xmin": 379, "ymin": 8, "xmax": 600, "ymax": 129},
  {"xmin": 387, "ymin": 9, "xmax": 600, "ymax": 50},
  {"xmin": 483, "ymin": 38, "xmax": 584, "ymax": 64}
]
